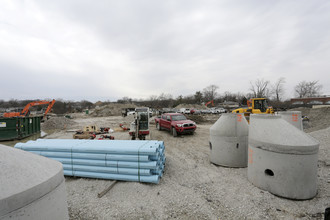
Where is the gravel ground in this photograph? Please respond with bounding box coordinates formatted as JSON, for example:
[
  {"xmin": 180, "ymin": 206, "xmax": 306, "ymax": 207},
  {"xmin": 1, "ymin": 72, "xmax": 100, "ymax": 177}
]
[
  {"xmin": 40, "ymin": 113, "xmax": 330, "ymax": 220},
  {"xmin": 291, "ymin": 107, "xmax": 330, "ymax": 133}
]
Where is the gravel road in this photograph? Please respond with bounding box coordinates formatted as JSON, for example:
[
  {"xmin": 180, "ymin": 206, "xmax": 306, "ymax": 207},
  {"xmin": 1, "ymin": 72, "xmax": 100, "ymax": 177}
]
[{"xmin": 43, "ymin": 114, "xmax": 330, "ymax": 220}]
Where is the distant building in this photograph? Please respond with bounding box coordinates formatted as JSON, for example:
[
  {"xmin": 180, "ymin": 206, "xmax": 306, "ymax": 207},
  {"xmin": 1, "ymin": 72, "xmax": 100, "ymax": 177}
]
[{"xmin": 291, "ymin": 97, "xmax": 330, "ymax": 105}]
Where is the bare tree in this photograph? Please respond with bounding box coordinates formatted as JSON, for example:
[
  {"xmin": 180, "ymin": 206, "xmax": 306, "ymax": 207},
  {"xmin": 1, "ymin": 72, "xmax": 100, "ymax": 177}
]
[
  {"xmin": 158, "ymin": 93, "xmax": 173, "ymax": 100},
  {"xmin": 294, "ymin": 81, "xmax": 322, "ymax": 98},
  {"xmin": 271, "ymin": 77, "xmax": 286, "ymax": 101},
  {"xmin": 250, "ymin": 79, "xmax": 270, "ymax": 98},
  {"xmin": 223, "ymin": 91, "xmax": 237, "ymax": 102},
  {"xmin": 194, "ymin": 91, "xmax": 203, "ymax": 104},
  {"xmin": 158, "ymin": 93, "xmax": 174, "ymax": 107},
  {"xmin": 118, "ymin": 96, "xmax": 132, "ymax": 104},
  {"xmin": 203, "ymin": 85, "xmax": 219, "ymax": 101},
  {"xmin": 149, "ymin": 95, "xmax": 158, "ymax": 101}
]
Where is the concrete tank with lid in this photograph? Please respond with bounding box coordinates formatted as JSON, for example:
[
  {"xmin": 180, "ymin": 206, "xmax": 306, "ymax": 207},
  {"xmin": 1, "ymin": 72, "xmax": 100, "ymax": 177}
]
[
  {"xmin": 0, "ymin": 144, "xmax": 69, "ymax": 220},
  {"xmin": 247, "ymin": 114, "xmax": 319, "ymax": 200},
  {"xmin": 209, "ymin": 113, "xmax": 249, "ymax": 167},
  {"xmin": 278, "ymin": 111, "xmax": 303, "ymax": 130}
]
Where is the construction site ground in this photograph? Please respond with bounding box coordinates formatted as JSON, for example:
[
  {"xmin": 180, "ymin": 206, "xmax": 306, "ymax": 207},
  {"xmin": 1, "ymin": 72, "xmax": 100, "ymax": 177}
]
[{"xmin": 18, "ymin": 108, "xmax": 330, "ymax": 219}]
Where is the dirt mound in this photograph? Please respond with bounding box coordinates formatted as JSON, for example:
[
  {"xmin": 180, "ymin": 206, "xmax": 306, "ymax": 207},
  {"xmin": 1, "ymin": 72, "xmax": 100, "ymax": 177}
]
[
  {"xmin": 186, "ymin": 115, "xmax": 206, "ymax": 124},
  {"xmin": 186, "ymin": 114, "xmax": 220, "ymax": 124},
  {"xmin": 289, "ymin": 106, "xmax": 330, "ymax": 132},
  {"xmin": 90, "ymin": 103, "xmax": 136, "ymax": 117},
  {"xmin": 42, "ymin": 117, "xmax": 77, "ymax": 130},
  {"xmin": 175, "ymin": 104, "xmax": 207, "ymax": 109}
]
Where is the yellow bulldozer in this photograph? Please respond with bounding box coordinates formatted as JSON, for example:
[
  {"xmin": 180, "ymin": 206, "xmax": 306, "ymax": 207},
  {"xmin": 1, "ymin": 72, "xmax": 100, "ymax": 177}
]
[{"xmin": 232, "ymin": 98, "xmax": 274, "ymax": 121}]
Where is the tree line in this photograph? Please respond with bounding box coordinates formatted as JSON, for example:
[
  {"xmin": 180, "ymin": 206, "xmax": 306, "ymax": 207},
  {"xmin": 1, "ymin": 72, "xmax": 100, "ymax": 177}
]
[
  {"xmin": 119, "ymin": 78, "xmax": 323, "ymax": 108},
  {"xmin": 0, "ymin": 79, "xmax": 324, "ymax": 114}
]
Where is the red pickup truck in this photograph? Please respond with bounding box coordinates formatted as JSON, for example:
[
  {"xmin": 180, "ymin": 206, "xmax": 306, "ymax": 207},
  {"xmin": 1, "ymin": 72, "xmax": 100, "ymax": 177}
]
[{"xmin": 154, "ymin": 113, "xmax": 197, "ymax": 137}]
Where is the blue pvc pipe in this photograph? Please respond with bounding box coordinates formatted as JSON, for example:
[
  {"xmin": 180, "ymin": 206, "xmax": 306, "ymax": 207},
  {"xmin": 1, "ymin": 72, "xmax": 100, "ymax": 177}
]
[
  {"xmin": 63, "ymin": 170, "xmax": 160, "ymax": 184},
  {"xmin": 34, "ymin": 139, "xmax": 164, "ymax": 150},
  {"xmin": 26, "ymin": 150, "xmax": 153, "ymax": 162},
  {"xmin": 15, "ymin": 139, "xmax": 165, "ymax": 184},
  {"xmin": 48, "ymin": 157, "xmax": 160, "ymax": 169},
  {"xmin": 62, "ymin": 164, "xmax": 152, "ymax": 176},
  {"xmin": 15, "ymin": 140, "xmax": 160, "ymax": 155}
]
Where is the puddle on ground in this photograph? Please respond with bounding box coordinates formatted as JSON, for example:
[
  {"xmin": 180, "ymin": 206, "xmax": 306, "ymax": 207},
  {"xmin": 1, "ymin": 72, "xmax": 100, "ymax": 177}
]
[{"xmin": 0, "ymin": 130, "xmax": 52, "ymax": 147}]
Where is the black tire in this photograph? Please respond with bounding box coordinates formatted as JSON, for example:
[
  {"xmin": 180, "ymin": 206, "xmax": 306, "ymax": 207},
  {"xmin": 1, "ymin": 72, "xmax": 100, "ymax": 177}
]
[
  {"xmin": 156, "ymin": 122, "xmax": 161, "ymax": 131},
  {"xmin": 172, "ymin": 127, "xmax": 177, "ymax": 137}
]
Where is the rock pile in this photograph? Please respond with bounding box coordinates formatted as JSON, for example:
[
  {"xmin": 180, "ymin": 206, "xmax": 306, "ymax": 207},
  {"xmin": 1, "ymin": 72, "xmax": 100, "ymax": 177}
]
[
  {"xmin": 291, "ymin": 107, "xmax": 330, "ymax": 132},
  {"xmin": 90, "ymin": 104, "xmax": 136, "ymax": 117},
  {"xmin": 42, "ymin": 117, "xmax": 77, "ymax": 130}
]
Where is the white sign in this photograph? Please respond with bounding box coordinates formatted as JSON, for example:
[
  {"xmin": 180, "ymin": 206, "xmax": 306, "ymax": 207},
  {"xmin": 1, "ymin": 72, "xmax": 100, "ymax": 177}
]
[{"xmin": 0, "ymin": 122, "xmax": 6, "ymax": 128}]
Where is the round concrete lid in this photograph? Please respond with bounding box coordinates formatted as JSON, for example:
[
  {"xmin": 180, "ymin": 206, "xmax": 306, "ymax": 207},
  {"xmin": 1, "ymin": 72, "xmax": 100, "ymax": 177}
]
[
  {"xmin": 249, "ymin": 114, "xmax": 319, "ymax": 154},
  {"xmin": 0, "ymin": 144, "xmax": 64, "ymax": 216}
]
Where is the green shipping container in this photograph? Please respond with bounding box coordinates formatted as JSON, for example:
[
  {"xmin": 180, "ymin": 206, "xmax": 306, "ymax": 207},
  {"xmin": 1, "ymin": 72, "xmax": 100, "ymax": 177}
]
[{"xmin": 0, "ymin": 116, "xmax": 42, "ymax": 141}]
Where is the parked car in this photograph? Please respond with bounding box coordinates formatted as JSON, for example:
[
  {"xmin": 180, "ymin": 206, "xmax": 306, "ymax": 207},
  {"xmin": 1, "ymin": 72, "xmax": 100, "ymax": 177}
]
[
  {"xmin": 154, "ymin": 113, "xmax": 196, "ymax": 137},
  {"xmin": 217, "ymin": 108, "xmax": 227, "ymax": 113},
  {"xmin": 127, "ymin": 110, "xmax": 135, "ymax": 116},
  {"xmin": 210, "ymin": 108, "xmax": 227, "ymax": 114},
  {"xmin": 179, "ymin": 108, "xmax": 191, "ymax": 114},
  {"xmin": 121, "ymin": 108, "xmax": 136, "ymax": 117},
  {"xmin": 190, "ymin": 109, "xmax": 201, "ymax": 114},
  {"xmin": 201, "ymin": 109, "xmax": 212, "ymax": 114}
]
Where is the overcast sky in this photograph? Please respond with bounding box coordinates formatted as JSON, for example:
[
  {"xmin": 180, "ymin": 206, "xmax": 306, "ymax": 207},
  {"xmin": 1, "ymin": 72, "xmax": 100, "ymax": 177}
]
[{"xmin": 0, "ymin": 0, "xmax": 329, "ymax": 102}]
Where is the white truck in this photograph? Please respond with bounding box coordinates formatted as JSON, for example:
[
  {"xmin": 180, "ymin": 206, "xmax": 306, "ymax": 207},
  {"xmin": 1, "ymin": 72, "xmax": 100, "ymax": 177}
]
[{"xmin": 179, "ymin": 108, "xmax": 191, "ymax": 114}]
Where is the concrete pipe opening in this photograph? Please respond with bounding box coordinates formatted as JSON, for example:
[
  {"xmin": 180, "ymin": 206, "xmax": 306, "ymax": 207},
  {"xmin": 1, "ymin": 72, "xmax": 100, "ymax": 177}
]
[{"xmin": 264, "ymin": 169, "xmax": 274, "ymax": 177}]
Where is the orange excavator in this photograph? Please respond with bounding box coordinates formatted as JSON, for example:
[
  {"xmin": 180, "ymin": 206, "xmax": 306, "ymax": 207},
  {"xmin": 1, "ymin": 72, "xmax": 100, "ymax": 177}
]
[
  {"xmin": 3, "ymin": 99, "xmax": 56, "ymax": 118},
  {"xmin": 205, "ymin": 100, "xmax": 215, "ymax": 107}
]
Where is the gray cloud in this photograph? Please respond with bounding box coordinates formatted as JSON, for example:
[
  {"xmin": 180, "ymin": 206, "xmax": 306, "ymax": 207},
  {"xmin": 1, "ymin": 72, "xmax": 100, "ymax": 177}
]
[{"xmin": 0, "ymin": 0, "xmax": 329, "ymax": 101}]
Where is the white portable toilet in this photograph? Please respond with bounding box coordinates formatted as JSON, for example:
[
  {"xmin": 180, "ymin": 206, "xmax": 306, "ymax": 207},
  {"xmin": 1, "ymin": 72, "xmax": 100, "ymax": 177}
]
[
  {"xmin": 247, "ymin": 114, "xmax": 319, "ymax": 200},
  {"xmin": 278, "ymin": 111, "xmax": 303, "ymax": 130},
  {"xmin": 0, "ymin": 144, "xmax": 69, "ymax": 220},
  {"xmin": 209, "ymin": 113, "xmax": 249, "ymax": 167}
]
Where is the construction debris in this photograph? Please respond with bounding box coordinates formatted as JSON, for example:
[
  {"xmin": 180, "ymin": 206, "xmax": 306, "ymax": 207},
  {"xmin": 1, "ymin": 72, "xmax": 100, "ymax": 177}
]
[
  {"xmin": 73, "ymin": 131, "xmax": 95, "ymax": 139},
  {"xmin": 97, "ymin": 181, "xmax": 118, "ymax": 198},
  {"xmin": 98, "ymin": 135, "xmax": 115, "ymax": 140},
  {"xmin": 73, "ymin": 125, "xmax": 111, "ymax": 139}
]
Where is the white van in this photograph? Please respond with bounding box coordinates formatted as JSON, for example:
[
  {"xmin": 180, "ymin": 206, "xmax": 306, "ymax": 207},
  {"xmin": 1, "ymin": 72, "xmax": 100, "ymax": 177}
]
[{"xmin": 179, "ymin": 108, "xmax": 191, "ymax": 114}]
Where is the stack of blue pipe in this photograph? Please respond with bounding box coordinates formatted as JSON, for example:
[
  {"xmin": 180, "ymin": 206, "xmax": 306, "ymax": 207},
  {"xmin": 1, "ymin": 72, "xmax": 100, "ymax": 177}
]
[{"xmin": 14, "ymin": 139, "xmax": 165, "ymax": 184}]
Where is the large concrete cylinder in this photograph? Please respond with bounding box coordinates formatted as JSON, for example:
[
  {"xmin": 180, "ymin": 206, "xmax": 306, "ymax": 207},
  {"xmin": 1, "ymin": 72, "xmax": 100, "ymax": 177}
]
[
  {"xmin": 209, "ymin": 113, "xmax": 249, "ymax": 167},
  {"xmin": 278, "ymin": 111, "xmax": 303, "ymax": 130},
  {"xmin": 247, "ymin": 114, "xmax": 319, "ymax": 200},
  {"xmin": 0, "ymin": 144, "xmax": 69, "ymax": 220}
]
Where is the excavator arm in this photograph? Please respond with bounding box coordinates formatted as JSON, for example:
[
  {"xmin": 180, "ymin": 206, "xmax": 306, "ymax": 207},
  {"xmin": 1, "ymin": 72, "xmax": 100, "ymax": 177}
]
[
  {"xmin": 205, "ymin": 100, "xmax": 215, "ymax": 107},
  {"xmin": 41, "ymin": 99, "xmax": 55, "ymax": 117},
  {"xmin": 3, "ymin": 99, "xmax": 56, "ymax": 118}
]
